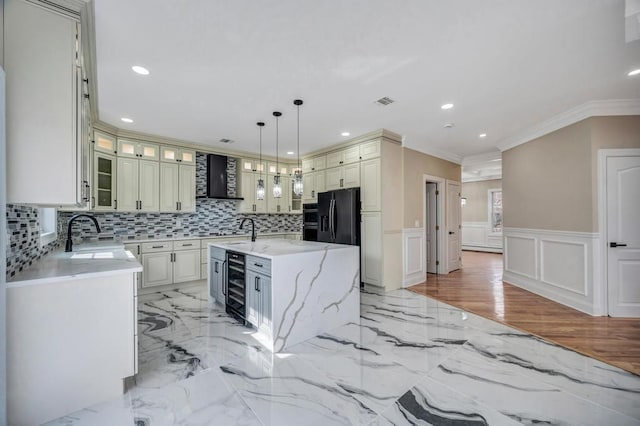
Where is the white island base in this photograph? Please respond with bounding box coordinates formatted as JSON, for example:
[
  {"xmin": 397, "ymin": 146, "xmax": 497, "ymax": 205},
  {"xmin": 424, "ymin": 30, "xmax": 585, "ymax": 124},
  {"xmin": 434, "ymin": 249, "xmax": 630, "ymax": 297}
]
[{"xmin": 209, "ymin": 240, "xmax": 360, "ymax": 352}]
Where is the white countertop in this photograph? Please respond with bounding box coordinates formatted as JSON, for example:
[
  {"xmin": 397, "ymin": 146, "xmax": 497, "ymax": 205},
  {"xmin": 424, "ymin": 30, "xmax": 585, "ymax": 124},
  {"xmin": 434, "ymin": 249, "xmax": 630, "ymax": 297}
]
[
  {"xmin": 77, "ymin": 231, "xmax": 301, "ymax": 245},
  {"xmin": 7, "ymin": 247, "xmax": 143, "ymax": 288},
  {"xmin": 208, "ymin": 239, "xmax": 355, "ymax": 259}
]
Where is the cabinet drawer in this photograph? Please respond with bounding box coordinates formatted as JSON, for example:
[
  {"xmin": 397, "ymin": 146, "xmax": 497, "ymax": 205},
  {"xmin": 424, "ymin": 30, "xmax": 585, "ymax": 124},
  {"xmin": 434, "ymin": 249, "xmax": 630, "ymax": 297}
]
[
  {"xmin": 209, "ymin": 247, "xmax": 226, "ymax": 261},
  {"xmin": 141, "ymin": 241, "xmax": 173, "ymax": 253},
  {"xmin": 174, "ymin": 240, "xmax": 199, "ymax": 251},
  {"xmin": 246, "ymin": 255, "xmax": 271, "ymax": 276}
]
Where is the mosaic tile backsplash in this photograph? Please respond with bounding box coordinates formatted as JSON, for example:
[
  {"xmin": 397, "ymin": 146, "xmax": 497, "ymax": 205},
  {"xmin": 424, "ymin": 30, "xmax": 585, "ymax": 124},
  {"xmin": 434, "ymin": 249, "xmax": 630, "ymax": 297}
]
[
  {"xmin": 6, "ymin": 204, "xmax": 60, "ymax": 279},
  {"xmin": 6, "ymin": 152, "xmax": 301, "ymax": 279}
]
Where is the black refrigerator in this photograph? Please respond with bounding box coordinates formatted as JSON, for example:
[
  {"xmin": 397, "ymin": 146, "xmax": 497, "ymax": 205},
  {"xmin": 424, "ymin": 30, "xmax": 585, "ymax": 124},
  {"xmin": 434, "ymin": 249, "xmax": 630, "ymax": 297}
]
[{"xmin": 317, "ymin": 188, "xmax": 360, "ymax": 245}]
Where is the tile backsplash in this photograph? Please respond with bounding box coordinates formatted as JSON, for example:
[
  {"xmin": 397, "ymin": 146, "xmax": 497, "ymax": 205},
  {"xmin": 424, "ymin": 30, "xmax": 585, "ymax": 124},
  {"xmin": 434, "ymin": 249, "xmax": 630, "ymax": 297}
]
[
  {"xmin": 6, "ymin": 204, "xmax": 60, "ymax": 279},
  {"xmin": 6, "ymin": 152, "xmax": 302, "ymax": 279}
]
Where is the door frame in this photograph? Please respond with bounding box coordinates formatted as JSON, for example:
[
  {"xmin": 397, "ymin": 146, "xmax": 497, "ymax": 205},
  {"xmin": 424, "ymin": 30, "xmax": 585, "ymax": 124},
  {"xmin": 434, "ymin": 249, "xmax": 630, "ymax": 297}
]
[
  {"xmin": 597, "ymin": 148, "xmax": 640, "ymax": 316},
  {"xmin": 422, "ymin": 174, "xmax": 447, "ymax": 275}
]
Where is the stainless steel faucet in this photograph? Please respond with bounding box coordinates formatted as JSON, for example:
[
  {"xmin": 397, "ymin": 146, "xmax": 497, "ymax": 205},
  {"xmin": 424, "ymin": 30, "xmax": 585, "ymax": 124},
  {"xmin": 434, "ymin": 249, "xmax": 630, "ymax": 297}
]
[
  {"xmin": 65, "ymin": 214, "xmax": 102, "ymax": 252},
  {"xmin": 239, "ymin": 218, "xmax": 256, "ymax": 242}
]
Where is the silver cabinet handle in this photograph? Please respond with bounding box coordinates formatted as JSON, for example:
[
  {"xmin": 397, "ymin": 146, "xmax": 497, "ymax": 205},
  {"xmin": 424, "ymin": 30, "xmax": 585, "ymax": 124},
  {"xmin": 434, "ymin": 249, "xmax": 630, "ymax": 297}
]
[
  {"xmin": 254, "ymin": 263, "xmax": 263, "ymax": 268},
  {"xmin": 139, "ymin": 200, "xmax": 142, "ymax": 210},
  {"xmin": 176, "ymin": 202, "xmax": 179, "ymax": 211},
  {"xmin": 222, "ymin": 260, "xmax": 227, "ymax": 295},
  {"xmin": 340, "ymin": 178, "xmax": 344, "ymax": 187},
  {"xmin": 255, "ymin": 276, "xmax": 260, "ymax": 292},
  {"xmin": 182, "ymin": 243, "xmax": 193, "ymax": 247},
  {"xmin": 152, "ymin": 245, "xmax": 164, "ymax": 249},
  {"xmin": 214, "ymin": 261, "xmax": 218, "ymax": 273}
]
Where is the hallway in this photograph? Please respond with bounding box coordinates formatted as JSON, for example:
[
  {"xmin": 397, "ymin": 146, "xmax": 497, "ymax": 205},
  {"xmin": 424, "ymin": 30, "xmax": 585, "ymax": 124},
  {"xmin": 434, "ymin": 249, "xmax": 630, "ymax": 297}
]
[{"xmin": 409, "ymin": 251, "xmax": 640, "ymax": 376}]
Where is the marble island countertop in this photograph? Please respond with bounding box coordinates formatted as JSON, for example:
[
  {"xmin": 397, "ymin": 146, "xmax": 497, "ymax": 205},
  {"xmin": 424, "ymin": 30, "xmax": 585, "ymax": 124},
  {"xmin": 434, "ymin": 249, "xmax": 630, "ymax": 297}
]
[
  {"xmin": 208, "ymin": 239, "xmax": 352, "ymax": 259},
  {"xmin": 7, "ymin": 246, "xmax": 143, "ymax": 288}
]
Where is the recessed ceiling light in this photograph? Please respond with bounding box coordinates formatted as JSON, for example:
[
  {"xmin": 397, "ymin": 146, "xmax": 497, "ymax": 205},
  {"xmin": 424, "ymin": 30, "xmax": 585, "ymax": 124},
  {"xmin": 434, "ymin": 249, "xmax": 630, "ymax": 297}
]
[
  {"xmin": 441, "ymin": 103, "xmax": 454, "ymax": 110},
  {"xmin": 628, "ymin": 68, "xmax": 640, "ymax": 76},
  {"xmin": 479, "ymin": 133, "xmax": 487, "ymax": 138},
  {"xmin": 121, "ymin": 117, "xmax": 133, "ymax": 123},
  {"xmin": 341, "ymin": 132, "xmax": 350, "ymax": 137},
  {"xmin": 131, "ymin": 65, "xmax": 150, "ymax": 75},
  {"xmin": 444, "ymin": 123, "xmax": 454, "ymax": 128},
  {"xmin": 286, "ymin": 151, "xmax": 294, "ymax": 155}
]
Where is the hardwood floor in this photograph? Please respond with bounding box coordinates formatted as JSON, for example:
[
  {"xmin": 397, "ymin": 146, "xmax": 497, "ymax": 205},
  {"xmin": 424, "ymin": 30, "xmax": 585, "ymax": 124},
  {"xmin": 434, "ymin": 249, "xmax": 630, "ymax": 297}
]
[{"xmin": 409, "ymin": 251, "xmax": 640, "ymax": 376}]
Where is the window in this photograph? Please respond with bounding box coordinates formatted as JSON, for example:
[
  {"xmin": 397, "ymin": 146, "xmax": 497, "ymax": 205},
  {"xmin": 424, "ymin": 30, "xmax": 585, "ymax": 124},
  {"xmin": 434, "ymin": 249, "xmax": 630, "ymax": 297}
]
[
  {"xmin": 39, "ymin": 207, "xmax": 57, "ymax": 246},
  {"xmin": 489, "ymin": 189, "xmax": 502, "ymax": 232}
]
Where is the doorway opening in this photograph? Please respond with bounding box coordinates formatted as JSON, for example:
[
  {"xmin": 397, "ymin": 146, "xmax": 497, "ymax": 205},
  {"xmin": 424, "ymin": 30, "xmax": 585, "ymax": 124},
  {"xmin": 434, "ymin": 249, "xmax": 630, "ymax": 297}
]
[{"xmin": 423, "ymin": 175, "xmax": 445, "ymax": 280}]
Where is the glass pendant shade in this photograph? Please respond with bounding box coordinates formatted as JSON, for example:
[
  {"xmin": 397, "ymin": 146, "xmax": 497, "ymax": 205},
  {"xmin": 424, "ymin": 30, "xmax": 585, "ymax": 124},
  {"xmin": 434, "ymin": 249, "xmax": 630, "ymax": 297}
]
[
  {"xmin": 256, "ymin": 178, "xmax": 265, "ymax": 200},
  {"xmin": 293, "ymin": 170, "xmax": 303, "ymax": 196},
  {"xmin": 273, "ymin": 174, "xmax": 282, "ymax": 198}
]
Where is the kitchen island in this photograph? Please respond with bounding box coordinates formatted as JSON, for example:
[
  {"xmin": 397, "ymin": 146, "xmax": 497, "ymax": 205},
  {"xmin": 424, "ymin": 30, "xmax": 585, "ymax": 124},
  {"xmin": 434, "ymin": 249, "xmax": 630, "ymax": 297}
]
[{"xmin": 208, "ymin": 239, "xmax": 360, "ymax": 352}]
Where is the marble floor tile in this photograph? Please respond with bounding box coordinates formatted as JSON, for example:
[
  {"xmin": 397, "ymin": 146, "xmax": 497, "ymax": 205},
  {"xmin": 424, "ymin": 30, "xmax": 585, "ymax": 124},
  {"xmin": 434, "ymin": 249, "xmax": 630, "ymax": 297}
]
[
  {"xmin": 45, "ymin": 369, "xmax": 261, "ymax": 426},
  {"xmin": 219, "ymin": 354, "xmax": 379, "ymax": 426},
  {"xmin": 49, "ymin": 284, "xmax": 640, "ymax": 426},
  {"xmin": 428, "ymin": 342, "xmax": 640, "ymax": 425},
  {"xmin": 380, "ymin": 376, "xmax": 521, "ymax": 425}
]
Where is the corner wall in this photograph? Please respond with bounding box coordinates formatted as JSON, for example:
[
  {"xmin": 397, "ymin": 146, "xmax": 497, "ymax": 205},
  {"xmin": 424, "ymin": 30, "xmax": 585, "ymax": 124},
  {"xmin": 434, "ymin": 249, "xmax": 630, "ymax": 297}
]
[{"xmin": 502, "ymin": 115, "xmax": 640, "ymax": 315}]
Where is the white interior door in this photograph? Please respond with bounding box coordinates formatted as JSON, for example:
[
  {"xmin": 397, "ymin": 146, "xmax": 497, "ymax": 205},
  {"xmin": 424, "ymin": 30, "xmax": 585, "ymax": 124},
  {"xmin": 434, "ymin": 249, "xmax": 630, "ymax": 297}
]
[
  {"xmin": 447, "ymin": 181, "xmax": 462, "ymax": 272},
  {"xmin": 607, "ymin": 155, "xmax": 640, "ymax": 317},
  {"xmin": 426, "ymin": 182, "xmax": 438, "ymax": 274}
]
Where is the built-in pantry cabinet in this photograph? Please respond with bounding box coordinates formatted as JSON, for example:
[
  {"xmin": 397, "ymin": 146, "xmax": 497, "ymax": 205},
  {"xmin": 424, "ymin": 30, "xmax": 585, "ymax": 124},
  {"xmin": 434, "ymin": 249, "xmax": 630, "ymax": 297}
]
[{"xmin": 5, "ymin": 0, "xmax": 91, "ymax": 206}]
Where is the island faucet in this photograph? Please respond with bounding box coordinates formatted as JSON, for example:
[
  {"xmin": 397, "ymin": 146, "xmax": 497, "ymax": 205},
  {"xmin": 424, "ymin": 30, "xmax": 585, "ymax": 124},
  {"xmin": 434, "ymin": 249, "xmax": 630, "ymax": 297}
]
[
  {"xmin": 239, "ymin": 218, "xmax": 256, "ymax": 242},
  {"xmin": 65, "ymin": 214, "xmax": 102, "ymax": 252}
]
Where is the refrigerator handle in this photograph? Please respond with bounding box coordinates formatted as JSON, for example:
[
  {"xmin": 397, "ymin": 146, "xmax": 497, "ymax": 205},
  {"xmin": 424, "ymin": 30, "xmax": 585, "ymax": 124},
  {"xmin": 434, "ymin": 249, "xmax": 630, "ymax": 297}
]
[{"xmin": 330, "ymin": 198, "xmax": 336, "ymax": 241}]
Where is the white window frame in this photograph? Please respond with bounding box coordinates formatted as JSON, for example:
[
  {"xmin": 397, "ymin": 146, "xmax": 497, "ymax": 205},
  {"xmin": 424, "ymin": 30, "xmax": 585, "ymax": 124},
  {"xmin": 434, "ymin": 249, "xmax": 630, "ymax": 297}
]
[
  {"xmin": 39, "ymin": 207, "xmax": 57, "ymax": 247},
  {"xmin": 487, "ymin": 188, "xmax": 502, "ymax": 234}
]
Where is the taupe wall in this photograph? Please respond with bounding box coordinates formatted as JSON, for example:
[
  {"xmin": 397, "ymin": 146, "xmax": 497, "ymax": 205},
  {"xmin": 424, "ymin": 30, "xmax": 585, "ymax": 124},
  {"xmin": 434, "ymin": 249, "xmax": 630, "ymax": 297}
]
[
  {"xmin": 402, "ymin": 147, "xmax": 461, "ymax": 228},
  {"xmin": 461, "ymin": 179, "xmax": 502, "ymax": 222},
  {"xmin": 589, "ymin": 116, "xmax": 640, "ymax": 229},
  {"xmin": 503, "ymin": 115, "xmax": 640, "ymax": 233}
]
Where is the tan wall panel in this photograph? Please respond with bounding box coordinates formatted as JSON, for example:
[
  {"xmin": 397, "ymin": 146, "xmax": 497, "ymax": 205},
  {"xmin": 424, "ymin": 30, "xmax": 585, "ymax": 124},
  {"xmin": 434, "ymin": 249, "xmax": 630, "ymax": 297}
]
[
  {"xmin": 402, "ymin": 148, "xmax": 461, "ymax": 228},
  {"xmin": 589, "ymin": 116, "xmax": 640, "ymax": 230},
  {"xmin": 461, "ymin": 179, "xmax": 502, "ymax": 222},
  {"xmin": 381, "ymin": 140, "xmax": 404, "ymax": 231},
  {"xmin": 502, "ymin": 119, "xmax": 593, "ymax": 232}
]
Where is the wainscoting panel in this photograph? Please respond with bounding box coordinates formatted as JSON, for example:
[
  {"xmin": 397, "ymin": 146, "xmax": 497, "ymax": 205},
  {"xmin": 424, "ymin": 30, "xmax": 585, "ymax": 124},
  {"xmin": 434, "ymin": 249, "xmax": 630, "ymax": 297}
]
[
  {"xmin": 462, "ymin": 222, "xmax": 502, "ymax": 253},
  {"xmin": 503, "ymin": 227, "xmax": 601, "ymax": 315},
  {"xmin": 504, "ymin": 234, "xmax": 537, "ymax": 279},
  {"xmin": 402, "ymin": 228, "xmax": 426, "ymax": 287}
]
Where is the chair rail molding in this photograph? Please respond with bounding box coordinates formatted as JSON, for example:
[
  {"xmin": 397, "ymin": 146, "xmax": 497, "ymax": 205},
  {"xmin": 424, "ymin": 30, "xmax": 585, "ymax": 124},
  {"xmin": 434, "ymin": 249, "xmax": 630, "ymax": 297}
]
[
  {"xmin": 402, "ymin": 228, "xmax": 425, "ymax": 287},
  {"xmin": 503, "ymin": 227, "xmax": 603, "ymax": 316}
]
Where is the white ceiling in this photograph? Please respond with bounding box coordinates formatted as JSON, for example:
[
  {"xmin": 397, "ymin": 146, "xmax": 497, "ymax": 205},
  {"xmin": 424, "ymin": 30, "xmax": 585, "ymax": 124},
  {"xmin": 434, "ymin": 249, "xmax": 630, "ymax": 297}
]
[{"xmin": 93, "ymin": 0, "xmax": 640, "ymax": 161}]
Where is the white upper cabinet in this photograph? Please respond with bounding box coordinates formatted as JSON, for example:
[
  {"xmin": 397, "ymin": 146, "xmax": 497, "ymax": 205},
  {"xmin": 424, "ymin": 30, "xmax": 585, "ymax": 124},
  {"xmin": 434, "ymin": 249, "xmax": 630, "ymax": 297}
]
[
  {"xmin": 360, "ymin": 158, "xmax": 381, "ymax": 211},
  {"xmin": 267, "ymin": 176, "xmax": 291, "ymax": 214},
  {"xmin": 326, "ymin": 146, "xmax": 360, "ymax": 169},
  {"xmin": 267, "ymin": 162, "xmax": 288, "ymax": 176},
  {"xmin": 326, "ymin": 163, "xmax": 359, "ymax": 191},
  {"xmin": 239, "ymin": 172, "xmax": 267, "ymax": 214},
  {"xmin": 94, "ymin": 131, "xmax": 117, "ymax": 155},
  {"xmin": 302, "ymin": 155, "xmax": 326, "ymax": 173},
  {"xmin": 161, "ymin": 146, "xmax": 196, "ymax": 165},
  {"xmin": 360, "ymin": 140, "xmax": 381, "ymax": 160},
  {"xmin": 159, "ymin": 163, "xmax": 196, "ymax": 213},
  {"xmin": 241, "ymin": 158, "xmax": 266, "ymax": 173},
  {"xmin": 118, "ymin": 139, "xmax": 159, "ymax": 160},
  {"xmin": 5, "ymin": 0, "xmax": 86, "ymax": 205}
]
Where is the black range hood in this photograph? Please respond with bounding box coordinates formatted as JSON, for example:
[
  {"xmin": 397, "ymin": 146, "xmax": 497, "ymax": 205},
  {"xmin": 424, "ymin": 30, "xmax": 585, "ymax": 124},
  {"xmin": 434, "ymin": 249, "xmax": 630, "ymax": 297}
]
[{"xmin": 203, "ymin": 154, "xmax": 244, "ymax": 200}]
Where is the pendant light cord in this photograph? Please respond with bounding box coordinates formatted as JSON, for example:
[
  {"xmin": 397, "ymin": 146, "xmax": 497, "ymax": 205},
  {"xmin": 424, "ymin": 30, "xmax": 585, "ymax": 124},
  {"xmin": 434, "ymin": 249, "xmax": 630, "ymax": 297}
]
[{"xmin": 297, "ymin": 103, "xmax": 300, "ymax": 169}]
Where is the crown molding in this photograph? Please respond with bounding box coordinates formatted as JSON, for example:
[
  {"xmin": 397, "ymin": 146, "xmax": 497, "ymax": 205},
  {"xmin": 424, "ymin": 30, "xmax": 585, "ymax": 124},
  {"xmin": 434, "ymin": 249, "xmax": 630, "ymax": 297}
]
[
  {"xmin": 496, "ymin": 99, "xmax": 640, "ymax": 152},
  {"xmin": 406, "ymin": 145, "xmax": 462, "ymax": 165},
  {"xmin": 301, "ymin": 128, "xmax": 402, "ymax": 158},
  {"xmin": 462, "ymin": 174, "xmax": 502, "ymax": 183},
  {"xmin": 462, "ymin": 150, "xmax": 502, "ymax": 165}
]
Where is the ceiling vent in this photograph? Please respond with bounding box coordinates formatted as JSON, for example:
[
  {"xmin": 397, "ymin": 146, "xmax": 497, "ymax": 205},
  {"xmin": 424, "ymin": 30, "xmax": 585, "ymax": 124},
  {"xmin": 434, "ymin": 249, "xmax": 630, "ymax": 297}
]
[
  {"xmin": 219, "ymin": 138, "xmax": 234, "ymax": 144},
  {"xmin": 374, "ymin": 96, "xmax": 395, "ymax": 106}
]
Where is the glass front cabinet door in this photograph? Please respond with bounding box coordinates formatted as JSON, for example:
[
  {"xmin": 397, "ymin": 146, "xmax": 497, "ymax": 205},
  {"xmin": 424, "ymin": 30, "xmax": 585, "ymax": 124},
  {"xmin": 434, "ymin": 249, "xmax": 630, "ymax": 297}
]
[{"xmin": 93, "ymin": 152, "xmax": 117, "ymax": 210}]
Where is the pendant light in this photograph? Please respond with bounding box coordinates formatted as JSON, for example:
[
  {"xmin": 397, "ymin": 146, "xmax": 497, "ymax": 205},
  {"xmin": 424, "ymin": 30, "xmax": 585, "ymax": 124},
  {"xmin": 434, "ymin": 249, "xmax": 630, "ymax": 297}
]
[
  {"xmin": 293, "ymin": 99, "xmax": 304, "ymax": 196},
  {"xmin": 256, "ymin": 122, "xmax": 266, "ymax": 200},
  {"xmin": 272, "ymin": 111, "xmax": 282, "ymax": 198}
]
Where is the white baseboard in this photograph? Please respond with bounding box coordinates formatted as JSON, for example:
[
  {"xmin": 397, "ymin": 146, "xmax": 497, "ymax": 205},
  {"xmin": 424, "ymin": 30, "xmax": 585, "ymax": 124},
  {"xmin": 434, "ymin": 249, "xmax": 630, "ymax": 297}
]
[
  {"xmin": 503, "ymin": 227, "xmax": 603, "ymax": 316},
  {"xmin": 462, "ymin": 246, "xmax": 503, "ymax": 253}
]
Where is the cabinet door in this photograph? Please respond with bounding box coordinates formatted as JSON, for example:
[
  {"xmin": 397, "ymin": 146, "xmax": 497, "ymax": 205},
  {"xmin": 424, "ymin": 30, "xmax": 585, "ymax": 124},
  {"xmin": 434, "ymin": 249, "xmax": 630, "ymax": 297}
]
[
  {"xmin": 315, "ymin": 170, "xmax": 326, "ymax": 195},
  {"xmin": 139, "ymin": 160, "xmax": 160, "ymax": 212},
  {"xmin": 360, "ymin": 158, "xmax": 381, "ymax": 211},
  {"xmin": 94, "ymin": 131, "xmax": 117, "ymax": 154},
  {"xmin": 267, "ymin": 176, "xmax": 289, "ymax": 213},
  {"xmin": 174, "ymin": 250, "xmax": 201, "ymax": 283},
  {"xmin": 142, "ymin": 252, "xmax": 173, "ymax": 287},
  {"xmin": 302, "ymin": 158, "xmax": 314, "ymax": 173},
  {"xmin": 160, "ymin": 162, "xmax": 179, "ymax": 212},
  {"xmin": 139, "ymin": 142, "xmax": 160, "ymax": 160},
  {"xmin": 178, "ymin": 165, "xmax": 196, "ymax": 212},
  {"xmin": 5, "ymin": 0, "xmax": 79, "ymax": 205},
  {"xmin": 257, "ymin": 274, "xmax": 272, "ymax": 335},
  {"xmin": 326, "ymin": 151, "xmax": 343, "ymax": 169},
  {"xmin": 117, "ymin": 139, "xmax": 139, "ymax": 159},
  {"xmin": 179, "ymin": 149, "xmax": 196, "ymax": 165},
  {"xmin": 361, "ymin": 212, "xmax": 382, "ymax": 286},
  {"xmin": 343, "ymin": 145, "xmax": 360, "ymax": 165},
  {"xmin": 160, "ymin": 146, "xmax": 179, "ymax": 163},
  {"xmin": 117, "ymin": 157, "xmax": 139, "ymax": 211},
  {"xmin": 343, "ymin": 163, "xmax": 360, "ymax": 188},
  {"xmin": 313, "ymin": 155, "xmax": 327, "ymax": 171},
  {"xmin": 246, "ymin": 270, "xmax": 260, "ymax": 326},
  {"xmin": 302, "ymin": 172, "xmax": 316, "ymax": 202},
  {"xmin": 360, "ymin": 140, "xmax": 380, "ymax": 160},
  {"xmin": 239, "ymin": 172, "xmax": 256, "ymax": 213},
  {"xmin": 325, "ymin": 167, "xmax": 343, "ymax": 191},
  {"xmin": 94, "ymin": 152, "xmax": 117, "ymax": 210}
]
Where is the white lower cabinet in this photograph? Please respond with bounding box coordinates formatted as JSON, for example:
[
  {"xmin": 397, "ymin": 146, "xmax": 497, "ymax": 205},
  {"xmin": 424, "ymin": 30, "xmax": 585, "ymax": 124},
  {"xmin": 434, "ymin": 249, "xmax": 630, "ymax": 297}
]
[
  {"xmin": 361, "ymin": 212, "xmax": 382, "ymax": 286},
  {"xmin": 209, "ymin": 249, "xmax": 226, "ymax": 304},
  {"xmin": 140, "ymin": 240, "xmax": 201, "ymax": 288}
]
